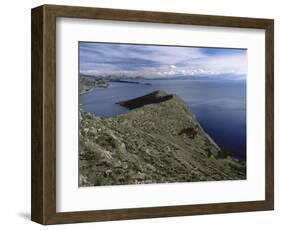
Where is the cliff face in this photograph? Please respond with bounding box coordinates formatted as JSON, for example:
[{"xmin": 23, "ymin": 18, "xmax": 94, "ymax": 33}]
[{"xmin": 79, "ymin": 91, "xmax": 246, "ymax": 186}]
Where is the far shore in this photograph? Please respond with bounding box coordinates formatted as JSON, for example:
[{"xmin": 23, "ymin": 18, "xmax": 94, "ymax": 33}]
[
  {"xmin": 79, "ymin": 79, "xmax": 153, "ymax": 95},
  {"xmin": 110, "ymin": 79, "xmax": 151, "ymax": 85}
]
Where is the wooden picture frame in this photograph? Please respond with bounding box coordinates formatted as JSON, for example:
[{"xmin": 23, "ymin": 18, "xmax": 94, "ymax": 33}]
[{"xmin": 31, "ymin": 4, "xmax": 274, "ymax": 225}]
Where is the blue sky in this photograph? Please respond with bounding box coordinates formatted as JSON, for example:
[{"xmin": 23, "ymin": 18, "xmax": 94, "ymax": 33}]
[{"xmin": 79, "ymin": 42, "xmax": 247, "ymax": 79}]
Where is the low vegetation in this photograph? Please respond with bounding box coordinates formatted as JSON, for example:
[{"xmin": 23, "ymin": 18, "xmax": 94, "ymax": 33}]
[
  {"xmin": 79, "ymin": 91, "xmax": 246, "ymax": 186},
  {"xmin": 79, "ymin": 75, "xmax": 109, "ymax": 94}
]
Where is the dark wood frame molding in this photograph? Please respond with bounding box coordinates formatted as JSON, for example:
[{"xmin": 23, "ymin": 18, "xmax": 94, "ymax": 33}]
[{"xmin": 31, "ymin": 4, "xmax": 274, "ymax": 225}]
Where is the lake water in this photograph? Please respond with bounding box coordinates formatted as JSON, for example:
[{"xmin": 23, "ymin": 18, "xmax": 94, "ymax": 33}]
[{"xmin": 80, "ymin": 79, "xmax": 246, "ymax": 160}]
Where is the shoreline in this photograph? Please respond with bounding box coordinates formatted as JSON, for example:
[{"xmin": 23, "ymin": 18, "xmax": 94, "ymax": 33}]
[
  {"xmin": 110, "ymin": 79, "xmax": 151, "ymax": 85},
  {"xmin": 79, "ymin": 82, "xmax": 110, "ymax": 95}
]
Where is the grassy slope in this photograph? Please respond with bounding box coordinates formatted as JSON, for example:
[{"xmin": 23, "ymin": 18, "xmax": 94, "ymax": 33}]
[{"xmin": 79, "ymin": 92, "xmax": 246, "ymax": 186}]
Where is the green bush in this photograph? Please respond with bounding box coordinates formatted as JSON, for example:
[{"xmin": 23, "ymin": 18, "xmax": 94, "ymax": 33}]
[
  {"xmin": 217, "ymin": 149, "xmax": 231, "ymax": 159},
  {"xmin": 205, "ymin": 148, "xmax": 212, "ymax": 158}
]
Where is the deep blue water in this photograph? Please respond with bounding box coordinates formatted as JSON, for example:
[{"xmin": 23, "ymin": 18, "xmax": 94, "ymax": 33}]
[{"xmin": 80, "ymin": 79, "xmax": 246, "ymax": 160}]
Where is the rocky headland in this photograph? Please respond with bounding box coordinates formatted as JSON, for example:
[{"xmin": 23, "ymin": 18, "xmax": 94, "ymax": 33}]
[{"xmin": 79, "ymin": 90, "xmax": 246, "ymax": 186}]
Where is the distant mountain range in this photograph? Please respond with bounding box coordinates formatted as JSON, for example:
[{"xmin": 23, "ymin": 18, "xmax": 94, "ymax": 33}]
[{"xmin": 80, "ymin": 73, "xmax": 246, "ymax": 82}]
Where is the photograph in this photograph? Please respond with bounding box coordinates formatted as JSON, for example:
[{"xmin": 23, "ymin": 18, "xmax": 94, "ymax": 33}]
[
  {"xmin": 78, "ymin": 42, "xmax": 247, "ymax": 187},
  {"xmin": 30, "ymin": 4, "xmax": 274, "ymax": 224}
]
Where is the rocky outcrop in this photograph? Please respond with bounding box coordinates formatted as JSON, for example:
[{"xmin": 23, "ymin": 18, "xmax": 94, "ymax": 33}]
[
  {"xmin": 79, "ymin": 91, "xmax": 246, "ymax": 186},
  {"xmin": 117, "ymin": 90, "xmax": 173, "ymax": 109}
]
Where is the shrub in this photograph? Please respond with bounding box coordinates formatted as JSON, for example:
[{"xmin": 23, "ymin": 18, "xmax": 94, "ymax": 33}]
[
  {"xmin": 217, "ymin": 149, "xmax": 231, "ymax": 159},
  {"xmin": 178, "ymin": 127, "xmax": 197, "ymax": 139},
  {"xmin": 205, "ymin": 148, "xmax": 212, "ymax": 158}
]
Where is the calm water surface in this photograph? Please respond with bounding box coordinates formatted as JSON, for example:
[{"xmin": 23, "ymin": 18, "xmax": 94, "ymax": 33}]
[{"xmin": 80, "ymin": 79, "xmax": 246, "ymax": 160}]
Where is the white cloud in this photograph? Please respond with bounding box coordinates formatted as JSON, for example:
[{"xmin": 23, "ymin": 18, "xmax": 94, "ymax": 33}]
[{"xmin": 80, "ymin": 43, "xmax": 247, "ymax": 79}]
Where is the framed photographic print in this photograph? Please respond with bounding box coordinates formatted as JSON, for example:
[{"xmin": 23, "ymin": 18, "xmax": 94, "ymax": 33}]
[{"xmin": 31, "ymin": 4, "xmax": 274, "ymax": 225}]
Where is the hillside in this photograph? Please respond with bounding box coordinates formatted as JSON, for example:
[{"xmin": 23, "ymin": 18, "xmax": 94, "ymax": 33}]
[
  {"xmin": 79, "ymin": 91, "xmax": 246, "ymax": 186},
  {"xmin": 79, "ymin": 75, "xmax": 109, "ymax": 94}
]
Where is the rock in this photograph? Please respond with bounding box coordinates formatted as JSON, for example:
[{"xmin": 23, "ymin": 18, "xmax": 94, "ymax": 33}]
[
  {"xmin": 121, "ymin": 162, "xmax": 128, "ymax": 169},
  {"xmin": 104, "ymin": 169, "xmax": 112, "ymax": 176},
  {"xmin": 79, "ymin": 174, "xmax": 89, "ymax": 185},
  {"xmin": 113, "ymin": 160, "xmax": 122, "ymax": 168}
]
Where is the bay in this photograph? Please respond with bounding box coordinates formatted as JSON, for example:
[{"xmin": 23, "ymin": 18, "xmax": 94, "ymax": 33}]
[{"xmin": 80, "ymin": 79, "xmax": 246, "ymax": 160}]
